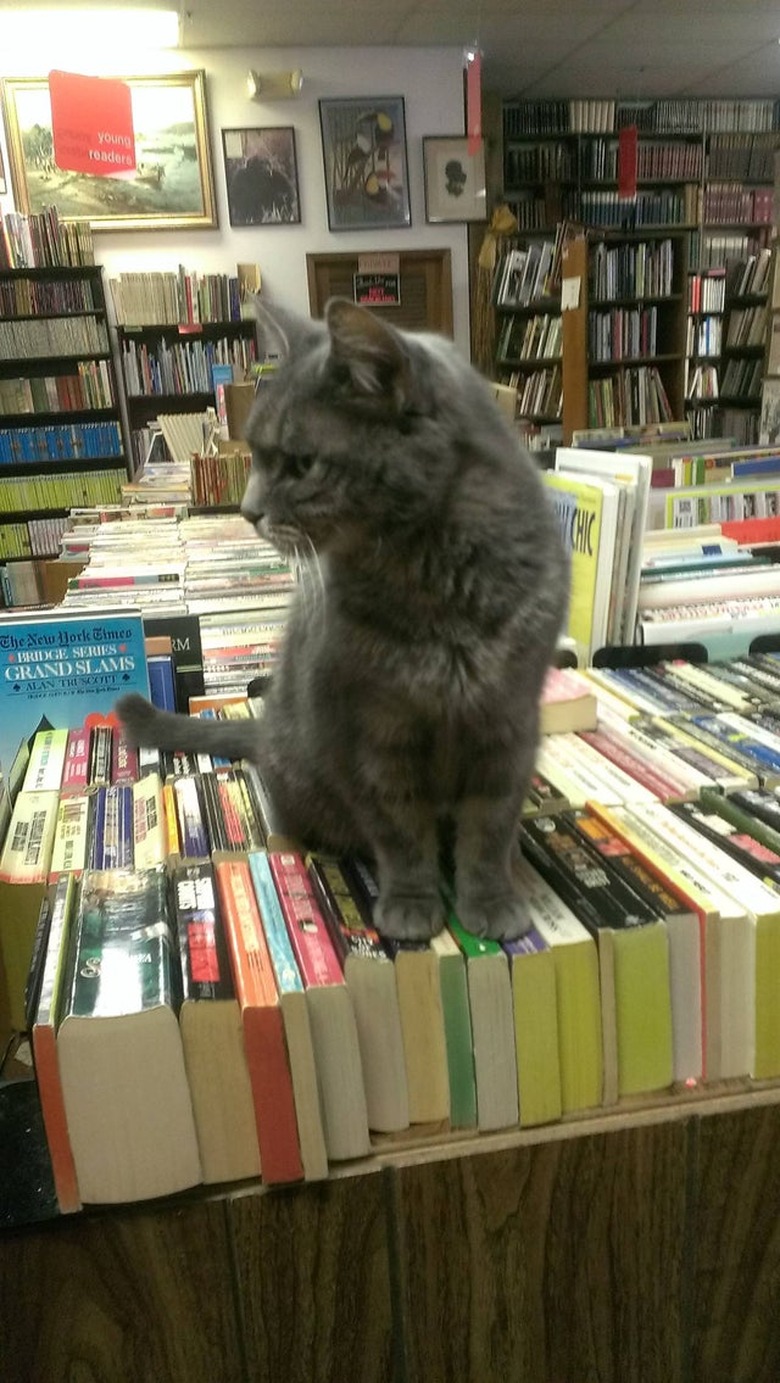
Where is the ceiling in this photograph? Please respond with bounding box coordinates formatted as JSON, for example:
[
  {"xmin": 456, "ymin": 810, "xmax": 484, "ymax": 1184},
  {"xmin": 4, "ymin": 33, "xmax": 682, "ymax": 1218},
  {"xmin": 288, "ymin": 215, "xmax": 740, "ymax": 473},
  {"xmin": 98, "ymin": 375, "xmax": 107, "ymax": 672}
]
[{"xmin": 3, "ymin": 1, "xmax": 780, "ymax": 100}]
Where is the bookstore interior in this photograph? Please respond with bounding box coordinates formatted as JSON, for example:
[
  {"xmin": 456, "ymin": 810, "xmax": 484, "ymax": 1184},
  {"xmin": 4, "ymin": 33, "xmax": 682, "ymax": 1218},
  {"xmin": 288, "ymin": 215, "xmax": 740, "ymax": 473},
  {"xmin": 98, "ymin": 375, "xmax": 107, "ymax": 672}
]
[{"xmin": 6, "ymin": 8, "xmax": 780, "ymax": 1382}]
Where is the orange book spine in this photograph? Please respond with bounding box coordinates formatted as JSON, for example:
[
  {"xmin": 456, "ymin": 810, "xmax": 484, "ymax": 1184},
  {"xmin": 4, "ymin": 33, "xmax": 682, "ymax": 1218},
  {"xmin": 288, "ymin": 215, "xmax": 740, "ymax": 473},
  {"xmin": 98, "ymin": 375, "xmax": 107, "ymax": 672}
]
[
  {"xmin": 214, "ymin": 857, "xmax": 303, "ymax": 1185},
  {"xmin": 31, "ymin": 1024, "xmax": 81, "ymax": 1213}
]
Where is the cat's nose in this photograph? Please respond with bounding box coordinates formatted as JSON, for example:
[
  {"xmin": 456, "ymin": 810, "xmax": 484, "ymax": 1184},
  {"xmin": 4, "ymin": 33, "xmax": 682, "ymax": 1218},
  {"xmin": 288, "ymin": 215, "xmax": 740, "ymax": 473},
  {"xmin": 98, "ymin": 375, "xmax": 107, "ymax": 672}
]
[{"xmin": 241, "ymin": 499, "xmax": 263, "ymax": 528}]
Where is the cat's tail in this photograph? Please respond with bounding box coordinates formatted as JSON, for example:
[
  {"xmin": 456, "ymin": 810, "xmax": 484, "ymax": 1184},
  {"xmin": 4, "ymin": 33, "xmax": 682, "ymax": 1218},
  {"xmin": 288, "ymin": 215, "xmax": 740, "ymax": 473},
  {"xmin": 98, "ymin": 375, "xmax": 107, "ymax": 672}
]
[{"xmin": 115, "ymin": 693, "xmax": 262, "ymax": 763}]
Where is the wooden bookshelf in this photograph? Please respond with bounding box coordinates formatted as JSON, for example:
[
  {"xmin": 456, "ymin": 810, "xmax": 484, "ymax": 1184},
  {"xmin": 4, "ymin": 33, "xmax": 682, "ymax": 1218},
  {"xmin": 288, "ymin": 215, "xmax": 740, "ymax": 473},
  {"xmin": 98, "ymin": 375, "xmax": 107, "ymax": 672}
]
[{"xmin": 3, "ymin": 1081, "xmax": 780, "ymax": 1381}]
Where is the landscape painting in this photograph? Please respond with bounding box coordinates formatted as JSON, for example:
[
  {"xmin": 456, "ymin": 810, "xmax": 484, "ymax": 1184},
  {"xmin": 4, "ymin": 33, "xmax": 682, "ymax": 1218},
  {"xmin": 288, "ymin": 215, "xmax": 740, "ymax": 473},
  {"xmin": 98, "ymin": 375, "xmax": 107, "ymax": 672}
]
[{"xmin": 1, "ymin": 71, "xmax": 217, "ymax": 231}]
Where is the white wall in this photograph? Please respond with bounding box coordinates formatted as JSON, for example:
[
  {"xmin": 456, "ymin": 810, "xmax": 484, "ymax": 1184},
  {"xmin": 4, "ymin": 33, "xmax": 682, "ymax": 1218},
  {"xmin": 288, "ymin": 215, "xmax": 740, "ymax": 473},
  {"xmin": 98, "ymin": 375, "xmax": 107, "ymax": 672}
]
[{"xmin": 0, "ymin": 46, "xmax": 472, "ymax": 353}]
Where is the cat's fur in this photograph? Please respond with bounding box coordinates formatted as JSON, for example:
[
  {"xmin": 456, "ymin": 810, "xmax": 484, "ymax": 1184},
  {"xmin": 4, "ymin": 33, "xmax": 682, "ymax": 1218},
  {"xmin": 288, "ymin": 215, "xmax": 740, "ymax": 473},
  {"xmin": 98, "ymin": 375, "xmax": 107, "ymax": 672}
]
[{"xmin": 117, "ymin": 298, "xmax": 569, "ymax": 941}]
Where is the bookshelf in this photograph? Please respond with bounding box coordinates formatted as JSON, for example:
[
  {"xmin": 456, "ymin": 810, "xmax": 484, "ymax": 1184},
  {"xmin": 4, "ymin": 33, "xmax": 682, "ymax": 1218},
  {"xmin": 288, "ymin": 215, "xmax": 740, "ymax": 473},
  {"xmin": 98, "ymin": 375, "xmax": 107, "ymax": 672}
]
[
  {"xmin": 502, "ymin": 98, "xmax": 780, "ymax": 441},
  {"xmin": 493, "ymin": 230, "xmax": 563, "ymax": 436},
  {"xmin": 559, "ymin": 229, "xmax": 687, "ymax": 439},
  {"xmin": 0, "ymin": 264, "xmax": 128, "ymax": 565}
]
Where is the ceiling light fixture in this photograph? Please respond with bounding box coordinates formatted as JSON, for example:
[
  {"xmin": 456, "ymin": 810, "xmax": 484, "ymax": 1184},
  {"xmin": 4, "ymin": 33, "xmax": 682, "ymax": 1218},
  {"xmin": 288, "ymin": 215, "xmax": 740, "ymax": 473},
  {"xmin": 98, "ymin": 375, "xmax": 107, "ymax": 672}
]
[
  {"xmin": 2, "ymin": 7, "xmax": 180, "ymax": 49},
  {"xmin": 246, "ymin": 69, "xmax": 304, "ymax": 101}
]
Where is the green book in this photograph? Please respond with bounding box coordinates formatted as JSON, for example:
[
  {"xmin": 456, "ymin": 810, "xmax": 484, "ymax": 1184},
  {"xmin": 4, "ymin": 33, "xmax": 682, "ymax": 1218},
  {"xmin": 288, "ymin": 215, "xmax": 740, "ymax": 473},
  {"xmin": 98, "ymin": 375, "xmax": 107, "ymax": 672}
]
[
  {"xmin": 447, "ymin": 912, "xmax": 519, "ymax": 1133},
  {"xmin": 430, "ymin": 930, "xmax": 477, "ymax": 1130}
]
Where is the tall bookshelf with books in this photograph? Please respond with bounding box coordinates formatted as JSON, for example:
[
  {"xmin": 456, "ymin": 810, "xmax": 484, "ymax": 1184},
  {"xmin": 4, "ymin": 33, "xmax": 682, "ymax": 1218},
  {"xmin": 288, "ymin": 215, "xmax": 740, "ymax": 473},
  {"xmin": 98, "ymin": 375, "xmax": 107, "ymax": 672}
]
[
  {"xmin": 110, "ymin": 268, "xmax": 259, "ymax": 473},
  {"xmin": 502, "ymin": 97, "xmax": 780, "ymax": 441},
  {"xmin": 0, "ymin": 216, "xmax": 129, "ymax": 572},
  {"xmin": 559, "ymin": 229, "xmax": 687, "ymax": 437},
  {"xmin": 493, "ymin": 228, "xmax": 563, "ymax": 445}
]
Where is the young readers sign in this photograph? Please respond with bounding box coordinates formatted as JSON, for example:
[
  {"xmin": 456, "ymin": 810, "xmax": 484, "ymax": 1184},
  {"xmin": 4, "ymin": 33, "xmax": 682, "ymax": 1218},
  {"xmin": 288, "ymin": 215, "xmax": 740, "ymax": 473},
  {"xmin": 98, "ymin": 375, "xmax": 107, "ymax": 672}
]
[{"xmin": 49, "ymin": 69, "xmax": 136, "ymax": 176}]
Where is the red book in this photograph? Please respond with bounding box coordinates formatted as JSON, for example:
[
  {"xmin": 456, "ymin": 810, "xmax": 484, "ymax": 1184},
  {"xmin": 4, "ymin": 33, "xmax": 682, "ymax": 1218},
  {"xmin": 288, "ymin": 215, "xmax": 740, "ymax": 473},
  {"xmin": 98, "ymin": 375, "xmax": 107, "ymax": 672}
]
[
  {"xmin": 60, "ymin": 725, "xmax": 91, "ymax": 796},
  {"xmin": 269, "ymin": 852, "xmax": 370, "ymax": 1160},
  {"xmin": 214, "ymin": 856, "xmax": 303, "ymax": 1185}
]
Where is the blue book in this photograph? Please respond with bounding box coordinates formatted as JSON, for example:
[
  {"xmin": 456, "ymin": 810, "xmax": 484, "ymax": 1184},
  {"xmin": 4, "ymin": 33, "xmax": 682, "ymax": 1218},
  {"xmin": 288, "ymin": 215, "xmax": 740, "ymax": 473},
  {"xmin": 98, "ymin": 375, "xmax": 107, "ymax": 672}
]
[
  {"xmin": 147, "ymin": 653, "xmax": 177, "ymax": 711},
  {"xmin": 0, "ymin": 610, "xmax": 149, "ymax": 781}
]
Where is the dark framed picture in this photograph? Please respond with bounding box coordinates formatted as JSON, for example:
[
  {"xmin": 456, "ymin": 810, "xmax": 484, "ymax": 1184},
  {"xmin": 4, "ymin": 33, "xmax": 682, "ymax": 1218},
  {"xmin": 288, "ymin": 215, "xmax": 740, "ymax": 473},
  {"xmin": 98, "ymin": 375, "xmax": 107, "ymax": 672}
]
[
  {"xmin": 221, "ymin": 126, "xmax": 300, "ymax": 226},
  {"xmin": 423, "ymin": 135, "xmax": 487, "ymax": 223},
  {"xmin": 318, "ymin": 96, "xmax": 410, "ymax": 231}
]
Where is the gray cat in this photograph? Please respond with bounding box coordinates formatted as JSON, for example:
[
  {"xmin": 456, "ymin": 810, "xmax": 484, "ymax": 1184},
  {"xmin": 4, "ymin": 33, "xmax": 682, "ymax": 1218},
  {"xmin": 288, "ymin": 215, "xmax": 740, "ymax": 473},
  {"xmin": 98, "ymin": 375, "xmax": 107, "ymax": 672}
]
[{"xmin": 117, "ymin": 299, "xmax": 569, "ymax": 941}]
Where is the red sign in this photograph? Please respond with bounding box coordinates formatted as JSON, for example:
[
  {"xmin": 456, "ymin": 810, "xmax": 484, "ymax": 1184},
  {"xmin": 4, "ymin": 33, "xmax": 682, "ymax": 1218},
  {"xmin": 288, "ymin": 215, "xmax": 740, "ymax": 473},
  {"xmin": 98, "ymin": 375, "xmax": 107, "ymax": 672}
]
[
  {"xmin": 466, "ymin": 50, "xmax": 482, "ymax": 156},
  {"xmin": 49, "ymin": 70, "xmax": 136, "ymax": 176},
  {"xmin": 618, "ymin": 124, "xmax": 638, "ymax": 200}
]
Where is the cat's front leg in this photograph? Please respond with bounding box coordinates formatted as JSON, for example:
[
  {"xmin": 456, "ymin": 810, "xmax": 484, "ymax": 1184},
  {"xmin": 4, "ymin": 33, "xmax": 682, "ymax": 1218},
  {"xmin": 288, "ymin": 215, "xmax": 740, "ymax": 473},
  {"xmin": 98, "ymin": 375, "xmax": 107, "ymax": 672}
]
[
  {"xmin": 370, "ymin": 810, "xmax": 445, "ymax": 942},
  {"xmin": 453, "ymin": 792, "xmax": 529, "ymax": 941}
]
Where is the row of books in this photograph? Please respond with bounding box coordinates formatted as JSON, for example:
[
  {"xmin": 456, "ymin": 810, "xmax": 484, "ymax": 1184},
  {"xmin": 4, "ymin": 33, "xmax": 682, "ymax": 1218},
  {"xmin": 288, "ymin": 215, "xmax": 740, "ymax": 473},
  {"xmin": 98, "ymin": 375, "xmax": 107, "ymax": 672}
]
[
  {"xmin": 589, "ymin": 238, "xmax": 675, "ymax": 301},
  {"xmin": 0, "ymin": 276, "xmax": 101, "ymax": 318},
  {"xmin": 0, "ymin": 208, "xmax": 96, "ymax": 270},
  {"xmin": 494, "ymin": 240, "xmax": 558, "ymax": 309},
  {"xmin": 17, "ymin": 651, "xmax": 780, "ymax": 1209},
  {"xmin": 686, "ymin": 316, "xmax": 723, "ymax": 359},
  {"xmin": 510, "ymin": 367, "xmax": 562, "ymax": 422},
  {"xmin": 496, "ymin": 313, "xmax": 561, "ymax": 365},
  {"xmin": 0, "ymin": 316, "xmax": 109, "ymax": 361},
  {"xmin": 720, "ymin": 356, "xmax": 763, "ymax": 399},
  {"xmin": 709, "ymin": 134, "xmax": 780, "ymax": 180},
  {"xmin": 588, "ymin": 307, "xmax": 661, "ymax": 364},
  {"xmin": 0, "ymin": 362, "xmax": 116, "ymax": 418},
  {"xmin": 580, "ymin": 139, "xmax": 703, "ymax": 184},
  {"xmin": 561, "ymin": 186, "xmax": 700, "ymax": 229},
  {"xmin": 0, "ymin": 420, "xmax": 123, "ymax": 465},
  {"xmin": 190, "ymin": 447, "xmax": 252, "ymax": 508},
  {"xmin": 728, "ymin": 249, "xmax": 773, "ymax": 299},
  {"xmin": 504, "ymin": 98, "xmax": 780, "ymax": 137},
  {"xmin": 725, "ymin": 304, "xmax": 767, "ymax": 349},
  {"xmin": 685, "ymin": 363, "xmax": 720, "ymax": 403},
  {"xmin": 120, "ymin": 336, "xmax": 257, "ymax": 398},
  {"xmin": 0, "ymin": 467, "xmax": 125, "ymax": 515},
  {"xmin": 702, "ymin": 230, "xmax": 772, "ymax": 268},
  {"xmin": 688, "ymin": 271, "xmax": 726, "ymax": 314},
  {"xmin": 109, "ymin": 263, "xmax": 261, "ymax": 327},
  {"xmin": 0, "ymin": 515, "xmax": 70, "ymax": 561},
  {"xmin": 587, "ymin": 367, "xmax": 673, "ymax": 432},
  {"xmin": 702, "ymin": 185, "xmax": 774, "ymax": 225},
  {"xmin": 504, "ymin": 142, "xmax": 574, "ymax": 187}
]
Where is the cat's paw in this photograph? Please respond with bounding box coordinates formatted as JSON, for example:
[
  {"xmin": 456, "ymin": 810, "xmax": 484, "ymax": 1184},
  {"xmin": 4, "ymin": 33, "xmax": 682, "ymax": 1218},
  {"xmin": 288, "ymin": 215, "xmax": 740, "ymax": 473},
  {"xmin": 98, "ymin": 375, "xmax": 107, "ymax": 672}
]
[
  {"xmin": 114, "ymin": 693, "xmax": 160, "ymax": 747},
  {"xmin": 456, "ymin": 894, "xmax": 531, "ymax": 942},
  {"xmin": 374, "ymin": 893, "xmax": 446, "ymax": 942}
]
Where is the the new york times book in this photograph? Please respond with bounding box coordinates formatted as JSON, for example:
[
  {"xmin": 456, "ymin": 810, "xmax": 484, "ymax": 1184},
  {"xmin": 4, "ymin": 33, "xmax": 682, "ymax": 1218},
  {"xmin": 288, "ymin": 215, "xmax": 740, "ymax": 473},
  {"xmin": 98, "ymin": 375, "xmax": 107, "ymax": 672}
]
[{"xmin": 0, "ymin": 610, "xmax": 150, "ymax": 783}]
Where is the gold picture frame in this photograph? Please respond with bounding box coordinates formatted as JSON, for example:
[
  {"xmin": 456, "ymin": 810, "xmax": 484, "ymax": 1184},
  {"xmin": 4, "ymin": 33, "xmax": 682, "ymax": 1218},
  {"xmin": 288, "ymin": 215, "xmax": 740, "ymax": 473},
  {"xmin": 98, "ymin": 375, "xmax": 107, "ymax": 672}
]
[{"xmin": 1, "ymin": 70, "xmax": 217, "ymax": 231}]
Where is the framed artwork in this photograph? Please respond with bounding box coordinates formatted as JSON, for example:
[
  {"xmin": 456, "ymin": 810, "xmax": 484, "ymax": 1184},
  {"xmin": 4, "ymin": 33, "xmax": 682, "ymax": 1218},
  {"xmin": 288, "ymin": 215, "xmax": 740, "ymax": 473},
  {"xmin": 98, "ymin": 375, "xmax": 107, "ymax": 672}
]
[
  {"xmin": 318, "ymin": 96, "xmax": 410, "ymax": 231},
  {"xmin": 0, "ymin": 139, "xmax": 6, "ymax": 195},
  {"xmin": 423, "ymin": 136, "xmax": 487, "ymax": 223},
  {"xmin": 0, "ymin": 70, "xmax": 217, "ymax": 231},
  {"xmin": 222, "ymin": 126, "xmax": 300, "ymax": 226}
]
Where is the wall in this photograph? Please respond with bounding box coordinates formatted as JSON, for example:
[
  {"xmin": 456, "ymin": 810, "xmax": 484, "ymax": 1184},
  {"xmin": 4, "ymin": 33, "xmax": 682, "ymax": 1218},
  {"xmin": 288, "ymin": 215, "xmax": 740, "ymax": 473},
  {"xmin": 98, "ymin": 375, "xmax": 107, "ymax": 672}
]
[{"xmin": 0, "ymin": 46, "xmax": 472, "ymax": 354}]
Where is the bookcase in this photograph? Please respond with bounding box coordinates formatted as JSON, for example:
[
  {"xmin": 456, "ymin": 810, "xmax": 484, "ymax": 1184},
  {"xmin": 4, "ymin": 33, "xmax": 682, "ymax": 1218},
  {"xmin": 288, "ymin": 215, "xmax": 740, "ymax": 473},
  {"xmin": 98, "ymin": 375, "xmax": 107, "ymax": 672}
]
[
  {"xmin": 0, "ymin": 264, "xmax": 129, "ymax": 565},
  {"xmin": 502, "ymin": 98, "xmax": 780, "ymax": 442},
  {"xmin": 493, "ymin": 230, "xmax": 563, "ymax": 434},
  {"xmin": 559, "ymin": 229, "xmax": 687, "ymax": 439},
  {"xmin": 2, "ymin": 1086, "xmax": 780, "ymax": 1383}
]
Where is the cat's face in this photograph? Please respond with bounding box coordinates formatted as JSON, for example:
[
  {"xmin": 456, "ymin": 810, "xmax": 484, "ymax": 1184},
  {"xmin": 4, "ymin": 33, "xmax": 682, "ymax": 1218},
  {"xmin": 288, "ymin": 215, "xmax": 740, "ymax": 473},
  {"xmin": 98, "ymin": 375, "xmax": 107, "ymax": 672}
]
[{"xmin": 240, "ymin": 299, "xmax": 459, "ymax": 559}]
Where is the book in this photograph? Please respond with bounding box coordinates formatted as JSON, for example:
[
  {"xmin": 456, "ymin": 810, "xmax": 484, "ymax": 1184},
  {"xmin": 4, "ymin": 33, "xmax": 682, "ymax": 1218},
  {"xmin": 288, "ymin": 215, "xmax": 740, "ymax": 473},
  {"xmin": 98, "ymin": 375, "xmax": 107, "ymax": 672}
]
[
  {"xmin": 0, "ymin": 610, "xmax": 150, "ymax": 785},
  {"xmin": 0, "ymin": 789, "xmax": 60, "ymax": 1030},
  {"xmin": 22, "ymin": 728, "xmax": 68, "ymax": 794},
  {"xmin": 307, "ymin": 852, "xmax": 409, "ymax": 1135},
  {"xmin": 543, "ymin": 470, "xmax": 622, "ymax": 663},
  {"xmin": 520, "ymin": 813, "xmax": 674, "ymax": 1102},
  {"xmin": 503, "ymin": 925, "xmax": 561, "ymax": 1128},
  {"xmin": 49, "ymin": 793, "xmax": 92, "ymax": 881},
  {"xmin": 247, "ymin": 851, "xmax": 328, "ymax": 1181},
  {"xmin": 512, "ymin": 853, "xmax": 602, "ymax": 1114},
  {"xmin": 57, "ymin": 867, "xmax": 202, "ymax": 1204},
  {"xmin": 539, "ymin": 666, "xmax": 598, "ymax": 735},
  {"xmin": 429, "ymin": 929, "xmax": 477, "ymax": 1129},
  {"xmin": 28, "ymin": 874, "xmax": 81, "ymax": 1214},
  {"xmin": 555, "ymin": 445, "xmax": 652, "ymax": 644},
  {"xmin": 675, "ymin": 796, "xmax": 780, "ymax": 888},
  {"xmin": 447, "ymin": 910, "xmax": 519, "ymax": 1132},
  {"xmin": 213, "ymin": 856, "xmax": 304, "ymax": 1185},
  {"xmin": 345, "ymin": 855, "xmax": 450, "ymax": 1128},
  {"xmin": 171, "ymin": 859, "xmax": 261, "ymax": 1186},
  {"xmin": 269, "ymin": 851, "xmax": 370, "ymax": 1161}
]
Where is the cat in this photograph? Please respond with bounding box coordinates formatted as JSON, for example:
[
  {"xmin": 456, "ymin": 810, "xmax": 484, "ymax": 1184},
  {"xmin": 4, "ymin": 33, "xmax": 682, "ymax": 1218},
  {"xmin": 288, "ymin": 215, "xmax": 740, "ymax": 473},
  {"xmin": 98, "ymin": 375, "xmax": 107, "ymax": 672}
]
[{"xmin": 117, "ymin": 297, "xmax": 569, "ymax": 941}]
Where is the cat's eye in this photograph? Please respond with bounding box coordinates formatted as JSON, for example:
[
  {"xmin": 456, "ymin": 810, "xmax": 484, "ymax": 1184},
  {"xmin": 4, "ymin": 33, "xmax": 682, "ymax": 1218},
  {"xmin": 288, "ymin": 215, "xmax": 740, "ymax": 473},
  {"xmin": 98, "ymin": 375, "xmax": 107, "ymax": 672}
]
[{"xmin": 287, "ymin": 453, "xmax": 316, "ymax": 479}]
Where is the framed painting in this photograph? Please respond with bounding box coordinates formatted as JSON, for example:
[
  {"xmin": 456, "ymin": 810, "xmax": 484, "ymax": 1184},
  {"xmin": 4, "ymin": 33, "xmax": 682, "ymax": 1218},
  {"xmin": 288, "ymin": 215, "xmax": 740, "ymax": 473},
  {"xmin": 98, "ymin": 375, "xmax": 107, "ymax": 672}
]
[
  {"xmin": 423, "ymin": 135, "xmax": 487, "ymax": 223},
  {"xmin": 0, "ymin": 70, "xmax": 217, "ymax": 231},
  {"xmin": 0, "ymin": 139, "xmax": 6, "ymax": 195},
  {"xmin": 222, "ymin": 127, "xmax": 300, "ymax": 226},
  {"xmin": 318, "ymin": 95, "xmax": 410, "ymax": 231}
]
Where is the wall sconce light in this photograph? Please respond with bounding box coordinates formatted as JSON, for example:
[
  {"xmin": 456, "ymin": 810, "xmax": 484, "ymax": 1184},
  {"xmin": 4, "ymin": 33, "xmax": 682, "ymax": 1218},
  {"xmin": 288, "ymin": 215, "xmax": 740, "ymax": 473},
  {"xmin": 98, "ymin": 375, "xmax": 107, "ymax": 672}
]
[{"xmin": 246, "ymin": 69, "xmax": 304, "ymax": 101}]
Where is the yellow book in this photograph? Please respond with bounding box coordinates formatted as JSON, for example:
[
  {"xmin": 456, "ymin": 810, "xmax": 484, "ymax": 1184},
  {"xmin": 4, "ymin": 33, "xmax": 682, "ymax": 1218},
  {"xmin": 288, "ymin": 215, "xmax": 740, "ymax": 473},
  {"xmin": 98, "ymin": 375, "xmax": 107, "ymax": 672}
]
[
  {"xmin": 132, "ymin": 774, "xmax": 165, "ymax": 870},
  {"xmin": 611, "ymin": 924, "xmax": 673, "ymax": 1097},
  {"xmin": 504, "ymin": 925, "xmax": 561, "ymax": 1127},
  {"xmin": 542, "ymin": 470, "xmax": 620, "ymax": 664},
  {"xmin": 48, "ymin": 794, "xmax": 91, "ymax": 881},
  {"xmin": 514, "ymin": 855, "xmax": 602, "ymax": 1113}
]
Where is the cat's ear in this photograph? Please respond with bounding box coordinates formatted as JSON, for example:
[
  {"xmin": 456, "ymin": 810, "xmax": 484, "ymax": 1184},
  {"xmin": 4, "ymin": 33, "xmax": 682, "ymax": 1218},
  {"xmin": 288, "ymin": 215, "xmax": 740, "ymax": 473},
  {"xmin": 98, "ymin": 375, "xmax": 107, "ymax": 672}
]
[
  {"xmin": 249, "ymin": 295, "xmax": 321, "ymax": 363},
  {"xmin": 325, "ymin": 298, "xmax": 410, "ymax": 410}
]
